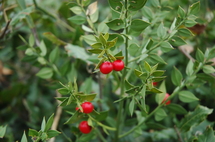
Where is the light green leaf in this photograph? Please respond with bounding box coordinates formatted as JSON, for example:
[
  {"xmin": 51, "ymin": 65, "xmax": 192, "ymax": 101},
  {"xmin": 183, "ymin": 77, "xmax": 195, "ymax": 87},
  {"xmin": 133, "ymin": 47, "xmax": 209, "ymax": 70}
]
[
  {"xmin": 178, "ymin": 90, "xmax": 199, "ymax": 103},
  {"xmin": 128, "ymin": 43, "xmax": 139, "ymax": 56},
  {"xmin": 78, "ymin": 94, "xmax": 97, "ymax": 102},
  {"xmin": 29, "ymin": 34, "xmax": 34, "ymax": 47},
  {"xmin": 45, "ymin": 114, "xmax": 54, "ymax": 132},
  {"xmin": 144, "ymin": 61, "xmax": 151, "ymax": 72},
  {"xmin": 155, "ymin": 108, "xmax": 167, "ymax": 121},
  {"xmin": 178, "ymin": 105, "xmax": 213, "ymax": 132},
  {"xmin": 21, "ymin": 131, "xmax": 28, "ymax": 142},
  {"xmin": 68, "ymin": 15, "xmax": 86, "ymax": 25},
  {"xmin": 178, "ymin": 6, "xmax": 186, "ymax": 18},
  {"xmin": 185, "ymin": 19, "xmax": 197, "ymax": 27},
  {"xmin": 43, "ymin": 32, "xmax": 67, "ymax": 46},
  {"xmin": 82, "ymin": 35, "xmax": 97, "ymax": 45},
  {"xmin": 149, "ymin": 54, "xmax": 167, "ymax": 64},
  {"xmin": 129, "ymin": 98, "xmax": 135, "ymax": 116},
  {"xmin": 39, "ymin": 40, "xmax": 47, "ymax": 56},
  {"xmin": 189, "ymin": 1, "xmax": 200, "ymax": 15},
  {"xmin": 70, "ymin": 6, "xmax": 82, "ymax": 15},
  {"xmin": 49, "ymin": 47, "xmax": 59, "ymax": 63},
  {"xmin": 196, "ymin": 49, "xmax": 205, "ymax": 62},
  {"xmin": 25, "ymin": 48, "xmax": 34, "ymax": 56},
  {"xmin": 203, "ymin": 65, "xmax": 215, "ymax": 74},
  {"xmin": 41, "ymin": 117, "xmax": 46, "ymax": 132},
  {"xmin": 170, "ymin": 36, "xmax": 187, "ymax": 46},
  {"xmin": 157, "ymin": 23, "xmax": 167, "ymax": 39},
  {"xmin": 0, "ymin": 125, "xmax": 7, "ymax": 138},
  {"xmin": 155, "ymin": 81, "xmax": 166, "ymax": 104},
  {"xmin": 28, "ymin": 129, "xmax": 38, "ymax": 137},
  {"xmin": 186, "ymin": 60, "xmax": 194, "ymax": 76},
  {"xmin": 36, "ymin": 67, "xmax": 53, "ymax": 79},
  {"xmin": 160, "ymin": 41, "xmax": 174, "ymax": 53},
  {"xmin": 171, "ymin": 67, "xmax": 183, "ymax": 86},
  {"xmin": 178, "ymin": 28, "xmax": 194, "ymax": 37}
]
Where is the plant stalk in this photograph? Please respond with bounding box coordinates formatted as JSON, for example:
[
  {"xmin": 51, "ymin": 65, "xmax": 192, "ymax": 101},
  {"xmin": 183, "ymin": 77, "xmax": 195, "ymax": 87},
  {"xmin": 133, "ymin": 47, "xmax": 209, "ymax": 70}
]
[{"xmin": 114, "ymin": 0, "xmax": 128, "ymax": 141}]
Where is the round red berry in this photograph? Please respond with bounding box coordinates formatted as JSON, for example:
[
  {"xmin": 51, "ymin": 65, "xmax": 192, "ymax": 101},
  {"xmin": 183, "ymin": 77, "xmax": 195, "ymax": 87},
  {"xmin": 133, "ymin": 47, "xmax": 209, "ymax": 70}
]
[
  {"xmin": 81, "ymin": 102, "xmax": 94, "ymax": 114},
  {"xmin": 112, "ymin": 60, "xmax": 124, "ymax": 71},
  {"xmin": 162, "ymin": 93, "xmax": 171, "ymax": 105},
  {"xmin": 79, "ymin": 121, "xmax": 92, "ymax": 134},
  {"xmin": 153, "ymin": 82, "xmax": 158, "ymax": 86},
  {"xmin": 99, "ymin": 61, "xmax": 113, "ymax": 74}
]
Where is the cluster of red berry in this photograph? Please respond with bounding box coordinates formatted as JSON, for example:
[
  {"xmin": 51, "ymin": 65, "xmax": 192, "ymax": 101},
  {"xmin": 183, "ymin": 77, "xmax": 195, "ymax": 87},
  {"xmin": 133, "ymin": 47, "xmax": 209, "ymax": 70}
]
[
  {"xmin": 76, "ymin": 102, "xmax": 94, "ymax": 134},
  {"xmin": 99, "ymin": 60, "xmax": 124, "ymax": 74}
]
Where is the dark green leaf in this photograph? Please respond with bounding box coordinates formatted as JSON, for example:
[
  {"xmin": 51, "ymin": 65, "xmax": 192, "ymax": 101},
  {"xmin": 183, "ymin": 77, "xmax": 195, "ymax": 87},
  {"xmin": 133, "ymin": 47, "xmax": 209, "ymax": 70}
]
[
  {"xmin": 108, "ymin": 0, "xmax": 123, "ymax": 12},
  {"xmin": 128, "ymin": 0, "xmax": 147, "ymax": 11},
  {"xmin": 44, "ymin": 114, "xmax": 54, "ymax": 132},
  {"xmin": 178, "ymin": 6, "xmax": 186, "ymax": 18},
  {"xmin": 106, "ymin": 19, "xmax": 124, "ymax": 30},
  {"xmin": 178, "ymin": 105, "xmax": 213, "ymax": 132},
  {"xmin": 170, "ymin": 36, "xmax": 187, "ymax": 46},
  {"xmin": 88, "ymin": 49, "xmax": 103, "ymax": 54},
  {"xmin": 197, "ymin": 126, "xmax": 215, "ymax": 142},
  {"xmin": 47, "ymin": 130, "xmax": 61, "ymax": 138},
  {"xmin": 43, "ymin": 32, "xmax": 67, "ymax": 46},
  {"xmin": 185, "ymin": 19, "xmax": 197, "ymax": 27},
  {"xmin": 189, "ymin": 1, "xmax": 200, "ymax": 15},
  {"xmin": 129, "ymin": 19, "xmax": 150, "ymax": 33},
  {"xmin": 166, "ymin": 103, "xmax": 187, "ymax": 114},
  {"xmin": 178, "ymin": 28, "xmax": 194, "ymax": 37},
  {"xmin": 146, "ymin": 122, "xmax": 166, "ymax": 129},
  {"xmin": 28, "ymin": 129, "xmax": 38, "ymax": 137}
]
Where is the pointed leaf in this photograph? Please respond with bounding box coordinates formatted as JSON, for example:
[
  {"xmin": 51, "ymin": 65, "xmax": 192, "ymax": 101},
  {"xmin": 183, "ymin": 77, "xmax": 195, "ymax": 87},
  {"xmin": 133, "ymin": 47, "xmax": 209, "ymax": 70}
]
[
  {"xmin": 21, "ymin": 131, "xmax": 28, "ymax": 142},
  {"xmin": 178, "ymin": 91, "xmax": 199, "ymax": 103},
  {"xmin": 155, "ymin": 108, "xmax": 167, "ymax": 121},
  {"xmin": 0, "ymin": 125, "xmax": 7, "ymax": 138},
  {"xmin": 129, "ymin": 0, "xmax": 147, "ymax": 11},
  {"xmin": 36, "ymin": 67, "xmax": 53, "ymax": 79},
  {"xmin": 171, "ymin": 67, "xmax": 183, "ymax": 86},
  {"xmin": 106, "ymin": 19, "xmax": 124, "ymax": 30}
]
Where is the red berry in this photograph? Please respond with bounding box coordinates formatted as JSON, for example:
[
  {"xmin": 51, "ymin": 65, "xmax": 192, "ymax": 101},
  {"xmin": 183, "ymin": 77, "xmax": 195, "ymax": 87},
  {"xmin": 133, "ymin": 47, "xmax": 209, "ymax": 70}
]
[
  {"xmin": 99, "ymin": 61, "xmax": 113, "ymax": 74},
  {"xmin": 162, "ymin": 93, "xmax": 171, "ymax": 105},
  {"xmin": 81, "ymin": 102, "xmax": 94, "ymax": 114},
  {"xmin": 112, "ymin": 60, "xmax": 124, "ymax": 71},
  {"xmin": 153, "ymin": 82, "xmax": 158, "ymax": 86},
  {"xmin": 79, "ymin": 121, "xmax": 92, "ymax": 134}
]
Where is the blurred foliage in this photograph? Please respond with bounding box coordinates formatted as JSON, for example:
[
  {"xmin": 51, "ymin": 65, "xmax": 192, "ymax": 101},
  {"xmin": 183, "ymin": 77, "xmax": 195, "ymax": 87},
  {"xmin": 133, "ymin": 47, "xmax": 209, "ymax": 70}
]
[{"xmin": 0, "ymin": 0, "xmax": 215, "ymax": 141}]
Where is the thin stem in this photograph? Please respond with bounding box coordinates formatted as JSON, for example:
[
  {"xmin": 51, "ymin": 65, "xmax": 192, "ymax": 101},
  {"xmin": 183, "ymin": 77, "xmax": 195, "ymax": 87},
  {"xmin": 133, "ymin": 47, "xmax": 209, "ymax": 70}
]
[
  {"xmin": 119, "ymin": 59, "xmax": 205, "ymax": 138},
  {"xmin": 114, "ymin": 0, "xmax": 128, "ymax": 141},
  {"xmin": 96, "ymin": 128, "xmax": 107, "ymax": 142},
  {"xmin": 0, "ymin": 20, "xmax": 11, "ymax": 39},
  {"xmin": 174, "ymin": 125, "xmax": 184, "ymax": 142}
]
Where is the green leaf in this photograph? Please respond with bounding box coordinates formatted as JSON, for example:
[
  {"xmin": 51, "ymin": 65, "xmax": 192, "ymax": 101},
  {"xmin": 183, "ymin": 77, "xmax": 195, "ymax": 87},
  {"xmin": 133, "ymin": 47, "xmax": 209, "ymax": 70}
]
[
  {"xmin": 196, "ymin": 49, "xmax": 205, "ymax": 62},
  {"xmin": 49, "ymin": 47, "xmax": 59, "ymax": 63},
  {"xmin": 170, "ymin": 36, "xmax": 187, "ymax": 46},
  {"xmin": 152, "ymin": 70, "xmax": 165, "ymax": 77},
  {"xmin": 93, "ymin": 111, "xmax": 109, "ymax": 121},
  {"xmin": 21, "ymin": 131, "xmax": 28, "ymax": 142},
  {"xmin": 157, "ymin": 23, "xmax": 167, "ymax": 39},
  {"xmin": 65, "ymin": 44, "xmax": 90, "ymax": 62},
  {"xmin": 203, "ymin": 65, "xmax": 215, "ymax": 74},
  {"xmin": 78, "ymin": 94, "xmax": 97, "ymax": 102},
  {"xmin": 150, "ymin": 88, "xmax": 163, "ymax": 93},
  {"xmin": 166, "ymin": 103, "xmax": 188, "ymax": 114},
  {"xmin": 155, "ymin": 81, "xmax": 166, "ymax": 104},
  {"xmin": 197, "ymin": 126, "xmax": 215, "ymax": 142},
  {"xmin": 178, "ymin": 90, "xmax": 199, "ymax": 103},
  {"xmin": 106, "ymin": 19, "xmax": 124, "ymax": 30},
  {"xmin": 36, "ymin": 67, "xmax": 53, "ymax": 79},
  {"xmin": 90, "ymin": 9, "xmax": 99, "ymax": 23},
  {"xmin": 17, "ymin": 0, "xmax": 26, "ymax": 9},
  {"xmin": 129, "ymin": 98, "xmax": 135, "ymax": 116},
  {"xmin": 155, "ymin": 108, "xmax": 167, "ymax": 121},
  {"xmin": 144, "ymin": 61, "xmax": 151, "ymax": 72},
  {"xmin": 68, "ymin": 15, "xmax": 86, "ymax": 25},
  {"xmin": 64, "ymin": 111, "xmax": 80, "ymax": 124},
  {"xmin": 43, "ymin": 32, "xmax": 67, "ymax": 46},
  {"xmin": 82, "ymin": 0, "xmax": 91, "ymax": 6},
  {"xmin": 88, "ymin": 49, "xmax": 103, "ymax": 54},
  {"xmin": 185, "ymin": 19, "xmax": 197, "ymax": 27},
  {"xmin": 178, "ymin": 6, "xmax": 186, "ymax": 18},
  {"xmin": 160, "ymin": 41, "xmax": 174, "ymax": 53},
  {"xmin": 28, "ymin": 129, "xmax": 38, "ymax": 137},
  {"xmin": 47, "ymin": 130, "xmax": 61, "ymax": 138},
  {"xmin": 108, "ymin": 0, "xmax": 123, "ymax": 12},
  {"xmin": 128, "ymin": 0, "xmax": 147, "ymax": 11},
  {"xmin": 70, "ymin": 6, "xmax": 82, "ymax": 15},
  {"xmin": 146, "ymin": 122, "xmax": 166, "ymax": 129},
  {"xmin": 41, "ymin": 117, "xmax": 46, "ymax": 132},
  {"xmin": 109, "ymin": 34, "xmax": 124, "ymax": 47},
  {"xmin": 178, "ymin": 105, "xmax": 213, "ymax": 132},
  {"xmin": 189, "ymin": 1, "xmax": 200, "ymax": 15},
  {"xmin": 91, "ymin": 43, "xmax": 102, "ymax": 49},
  {"xmin": 11, "ymin": 7, "xmax": 34, "ymax": 25},
  {"xmin": 149, "ymin": 54, "xmax": 167, "ymax": 64},
  {"xmin": 128, "ymin": 43, "xmax": 139, "ymax": 56},
  {"xmin": 186, "ymin": 60, "xmax": 194, "ymax": 76},
  {"xmin": 39, "ymin": 40, "xmax": 47, "ymax": 56},
  {"xmin": 0, "ymin": 125, "xmax": 7, "ymax": 138},
  {"xmin": 82, "ymin": 35, "xmax": 97, "ymax": 45},
  {"xmin": 171, "ymin": 67, "xmax": 183, "ymax": 86},
  {"xmin": 178, "ymin": 28, "xmax": 194, "ymax": 37},
  {"xmin": 129, "ymin": 19, "xmax": 150, "ymax": 32},
  {"xmin": 44, "ymin": 114, "xmax": 54, "ymax": 132},
  {"xmin": 29, "ymin": 34, "xmax": 34, "ymax": 47}
]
